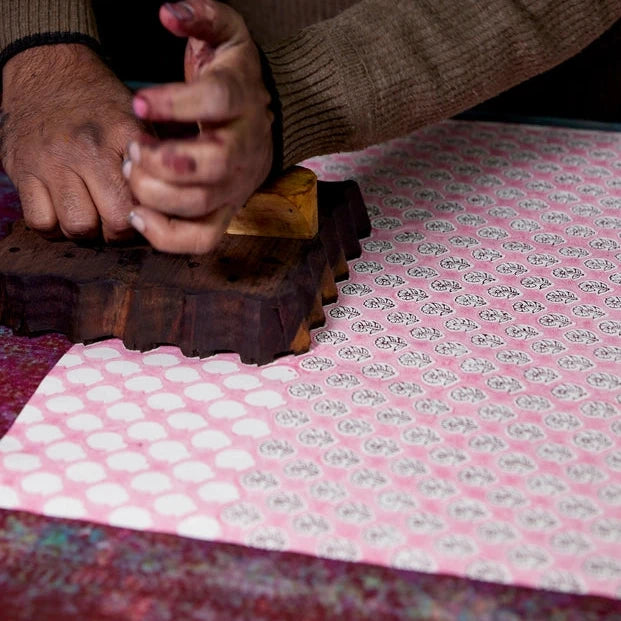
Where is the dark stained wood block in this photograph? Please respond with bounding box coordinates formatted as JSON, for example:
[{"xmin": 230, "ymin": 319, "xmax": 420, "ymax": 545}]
[{"xmin": 0, "ymin": 181, "xmax": 370, "ymax": 365}]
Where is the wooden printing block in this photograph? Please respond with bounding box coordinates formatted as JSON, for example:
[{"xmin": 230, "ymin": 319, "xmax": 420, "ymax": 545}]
[{"xmin": 0, "ymin": 169, "xmax": 370, "ymax": 365}]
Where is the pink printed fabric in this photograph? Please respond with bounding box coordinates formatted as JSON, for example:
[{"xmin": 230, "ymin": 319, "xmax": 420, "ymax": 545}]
[{"xmin": 1, "ymin": 120, "xmax": 620, "ymax": 598}]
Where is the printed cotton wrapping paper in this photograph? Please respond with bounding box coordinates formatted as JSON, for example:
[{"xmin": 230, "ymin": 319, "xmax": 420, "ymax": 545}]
[{"xmin": 0, "ymin": 120, "xmax": 620, "ymax": 599}]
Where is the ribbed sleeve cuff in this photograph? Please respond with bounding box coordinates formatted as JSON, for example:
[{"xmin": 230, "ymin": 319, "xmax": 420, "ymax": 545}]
[
  {"xmin": 0, "ymin": 0, "xmax": 99, "ymax": 67},
  {"xmin": 263, "ymin": 25, "xmax": 362, "ymax": 168},
  {"xmin": 256, "ymin": 43, "xmax": 284, "ymax": 179},
  {"xmin": 0, "ymin": 33, "xmax": 102, "ymax": 71}
]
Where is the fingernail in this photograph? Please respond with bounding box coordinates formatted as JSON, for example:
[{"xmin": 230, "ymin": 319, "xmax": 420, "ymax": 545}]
[
  {"xmin": 129, "ymin": 211, "xmax": 146, "ymax": 234},
  {"xmin": 122, "ymin": 159, "xmax": 132, "ymax": 179},
  {"xmin": 133, "ymin": 96, "xmax": 150, "ymax": 118},
  {"xmin": 128, "ymin": 141, "xmax": 141, "ymax": 164},
  {"xmin": 165, "ymin": 2, "xmax": 194, "ymax": 20}
]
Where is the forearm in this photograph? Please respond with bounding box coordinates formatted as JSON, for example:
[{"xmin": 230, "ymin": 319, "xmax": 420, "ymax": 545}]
[
  {"xmin": 263, "ymin": 0, "xmax": 621, "ymax": 167},
  {"xmin": 0, "ymin": 0, "xmax": 99, "ymax": 70}
]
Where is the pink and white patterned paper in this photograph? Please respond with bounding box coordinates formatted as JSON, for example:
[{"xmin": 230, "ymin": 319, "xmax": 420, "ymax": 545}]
[{"xmin": 1, "ymin": 120, "xmax": 620, "ymax": 598}]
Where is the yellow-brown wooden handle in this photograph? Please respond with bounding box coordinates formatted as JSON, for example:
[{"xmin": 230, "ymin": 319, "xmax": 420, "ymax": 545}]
[{"xmin": 226, "ymin": 166, "xmax": 318, "ymax": 239}]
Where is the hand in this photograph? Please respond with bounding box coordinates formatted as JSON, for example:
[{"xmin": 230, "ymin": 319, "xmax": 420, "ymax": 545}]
[
  {"xmin": 1, "ymin": 44, "xmax": 143, "ymax": 241},
  {"xmin": 125, "ymin": 0, "xmax": 274, "ymax": 254}
]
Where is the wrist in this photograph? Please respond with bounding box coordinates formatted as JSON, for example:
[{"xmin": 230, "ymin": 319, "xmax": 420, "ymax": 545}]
[
  {"xmin": 2, "ymin": 42, "xmax": 105, "ymax": 104},
  {"xmin": 2, "ymin": 38, "xmax": 102, "ymax": 90}
]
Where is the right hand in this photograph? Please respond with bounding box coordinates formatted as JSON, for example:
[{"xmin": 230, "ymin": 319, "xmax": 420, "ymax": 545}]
[{"xmin": 1, "ymin": 44, "xmax": 144, "ymax": 241}]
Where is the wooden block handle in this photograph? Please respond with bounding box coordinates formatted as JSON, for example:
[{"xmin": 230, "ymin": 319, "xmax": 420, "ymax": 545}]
[{"xmin": 226, "ymin": 166, "xmax": 318, "ymax": 239}]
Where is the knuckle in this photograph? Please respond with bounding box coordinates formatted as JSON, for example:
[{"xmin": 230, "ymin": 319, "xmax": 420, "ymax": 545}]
[
  {"xmin": 103, "ymin": 212, "xmax": 132, "ymax": 237},
  {"xmin": 71, "ymin": 121, "xmax": 104, "ymax": 149},
  {"xmin": 60, "ymin": 197, "xmax": 97, "ymax": 237},
  {"xmin": 24, "ymin": 211, "xmax": 57, "ymax": 233},
  {"xmin": 63, "ymin": 220, "xmax": 97, "ymax": 238}
]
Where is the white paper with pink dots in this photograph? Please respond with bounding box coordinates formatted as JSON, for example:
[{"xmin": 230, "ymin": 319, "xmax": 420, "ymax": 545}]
[{"xmin": 1, "ymin": 120, "xmax": 620, "ymax": 599}]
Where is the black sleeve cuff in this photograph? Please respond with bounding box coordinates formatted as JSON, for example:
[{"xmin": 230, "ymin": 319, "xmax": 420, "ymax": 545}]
[
  {"xmin": 256, "ymin": 42, "xmax": 284, "ymax": 181},
  {"xmin": 0, "ymin": 33, "xmax": 102, "ymax": 72}
]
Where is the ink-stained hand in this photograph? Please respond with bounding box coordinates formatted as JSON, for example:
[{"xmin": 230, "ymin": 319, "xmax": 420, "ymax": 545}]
[
  {"xmin": 125, "ymin": 0, "xmax": 274, "ymax": 254},
  {"xmin": 0, "ymin": 44, "xmax": 143, "ymax": 241}
]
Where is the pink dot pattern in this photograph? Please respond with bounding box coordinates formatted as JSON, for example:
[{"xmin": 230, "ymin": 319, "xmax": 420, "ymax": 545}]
[{"xmin": 1, "ymin": 121, "xmax": 620, "ymax": 599}]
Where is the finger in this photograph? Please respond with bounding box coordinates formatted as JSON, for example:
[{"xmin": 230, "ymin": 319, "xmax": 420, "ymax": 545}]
[
  {"xmin": 159, "ymin": 1, "xmax": 245, "ymax": 46},
  {"xmin": 17, "ymin": 176, "xmax": 60, "ymax": 237},
  {"xmin": 124, "ymin": 160, "xmax": 216, "ymax": 218},
  {"xmin": 86, "ymin": 154, "xmax": 137, "ymax": 243},
  {"xmin": 127, "ymin": 136, "xmax": 232, "ymax": 185},
  {"xmin": 133, "ymin": 70, "xmax": 250, "ymax": 123},
  {"xmin": 48, "ymin": 173, "xmax": 100, "ymax": 240},
  {"xmin": 128, "ymin": 204, "xmax": 232, "ymax": 255}
]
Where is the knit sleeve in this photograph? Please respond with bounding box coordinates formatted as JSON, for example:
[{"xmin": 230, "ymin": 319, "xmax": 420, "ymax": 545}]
[
  {"xmin": 0, "ymin": 0, "xmax": 100, "ymax": 69},
  {"xmin": 262, "ymin": 0, "xmax": 621, "ymax": 169}
]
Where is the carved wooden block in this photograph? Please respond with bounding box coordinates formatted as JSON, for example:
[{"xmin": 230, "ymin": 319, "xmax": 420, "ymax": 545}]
[
  {"xmin": 227, "ymin": 167, "xmax": 318, "ymax": 239},
  {"xmin": 0, "ymin": 180, "xmax": 370, "ymax": 365}
]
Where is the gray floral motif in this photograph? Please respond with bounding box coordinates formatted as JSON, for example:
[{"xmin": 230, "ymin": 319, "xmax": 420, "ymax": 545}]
[
  {"xmin": 527, "ymin": 474, "xmax": 568, "ymax": 496},
  {"xmin": 259, "ymin": 439, "xmax": 296, "ymax": 460},
  {"xmin": 316, "ymin": 537, "xmax": 360, "ymax": 562},
  {"xmin": 335, "ymin": 501, "xmax": 373, "ymax": 523},
  {"xmin": 221, "ymin": 502, "xmax": 262, "ymax": 527},
  {"xmin": 543, "ymin": 412, "xmax": 581, "ymax": 431},
  {"xmin": 329, "ymin": 305, "xmax": 361, "ymax": 320},
  {"xmin": 566, "ymin": 463, "xmax": 607, "ymax": 485},
  {"xmin": 323, "ymin": 447, "xmax": 362, "ymax": 469},
  {"xmin": 435, "ymin": 534, "xmax": 478, "ymax": 557},
  {"xmin": 550, "ymin": 532, "xmax": 591, "ymax": 555},
  {"xmin": 267, "ymin": 492, "xmax": 305, "ymax": 513},
  {"xmin": 392, "ymin": 549, "xmax": 436, "ymax": 572},
  {"xmin": 350, "ymin": 467, "xmax": 391, "ymax": 488},
  {"xmin": 274, "ymin": 409, "xmax": 311, "ymax": 428},
  {"xmin": 336, "ymin": 418, "xmax": 374, "ymax": 437},
  {"xmin": 246, "ymin": 527, "xmax": 288, "ymax": 551},
  {"xmin": 283, "ymin": 460, "xmax": 321, "ymax": 480},
  {"xmin": 540, "ymin": 571, "xmax": 586, "ymax": 594},
  {"xmin": 391, "ymin": 457, "xmax": 429, "ymax": 478},
  {"xmin": 309, "ymin": 481, "xmax": 348, "ymax": 503},
  {"xmin": 477, "ymin": 521, "xmax": 517, "ymax": 544},
  {"xmin": 313, "ymin": 399, "xmax": 350, "ymax": 417},
  {"xmin": 536, "ymin": 443, "xmax": 575, "ymax": 463},
  {"xmin": 240, "ymin": 471, "xmax": 280, "ymax": 490},
  {"xmin": 591, "ymin": 519, "xmax": 621, "ymax": 543},
  {"xmin": 487, "ymin": 487, "xmax": 527, "ymax": 508},
  {"xmin": 573, "ymin": 430, "xmax": 614, "ymax": 453},
  {"xmin": 508, "ymin": 546, "xmax": 551, "ymax": 569},
  {"xmin": 376, "ymin": 408, "xmax": 413, "ymax": 426}
]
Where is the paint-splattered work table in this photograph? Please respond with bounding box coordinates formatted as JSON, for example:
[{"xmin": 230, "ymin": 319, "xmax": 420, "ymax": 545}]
[{"xmin": 1, "ymin": 120, "xmax": 620, "ymax": 620}]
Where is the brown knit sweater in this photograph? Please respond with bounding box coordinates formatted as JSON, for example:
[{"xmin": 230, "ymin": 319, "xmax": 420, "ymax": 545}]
[{"xmin": 1, "ymin": 1, "xmax": 620, "ymax": 168}]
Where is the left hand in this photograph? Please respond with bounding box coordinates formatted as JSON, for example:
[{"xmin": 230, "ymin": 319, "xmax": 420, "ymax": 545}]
[{"xmin": 125, "ymin": 0, "xmax": 274, "ymax": 254}]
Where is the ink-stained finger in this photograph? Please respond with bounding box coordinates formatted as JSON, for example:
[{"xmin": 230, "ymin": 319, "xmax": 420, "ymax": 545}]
[
  {"xmin": 134, "ymin": 71, "xmax": 248, "ymax": 123},
  {"xmin": 159, "ymin": 0, "xmax": 246, "ymax": 45},
  {"xmin": 128, "ymin": 204, "xmax": 232, "ymax": 255},
  {"xmin": 127, "ymin": 136, "xmax": 233, "ymax": 185},
  {"xmin": 125, "ymin": 162, "xmax": 218, "ymax": 218}
]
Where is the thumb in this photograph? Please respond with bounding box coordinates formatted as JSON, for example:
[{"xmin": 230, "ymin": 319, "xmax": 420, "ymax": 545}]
[{"xmin": 159, "ymin": 1, "xmax": 246, "ymax": 46}]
